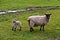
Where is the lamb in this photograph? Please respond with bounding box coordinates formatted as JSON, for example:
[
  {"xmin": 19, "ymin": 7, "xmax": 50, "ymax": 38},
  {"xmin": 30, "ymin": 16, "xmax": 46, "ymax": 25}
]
[
  {"xmin": 12, "ymin": 20, "xmax": 22, "ymax": 31},
  {"xmin": 55, "ymin": 36, "xmax": 60, "ymax": 40},
  {"xmin": 27, "ymin": 14, "xmax": 51, "ymax": 32}
]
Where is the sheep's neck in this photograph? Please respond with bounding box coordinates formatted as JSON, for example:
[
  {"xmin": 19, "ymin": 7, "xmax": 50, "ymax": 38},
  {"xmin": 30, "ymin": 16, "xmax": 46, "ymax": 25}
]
[{"xmin": 46, "ymin": 17, "xmax": 50, "ymax": 22}]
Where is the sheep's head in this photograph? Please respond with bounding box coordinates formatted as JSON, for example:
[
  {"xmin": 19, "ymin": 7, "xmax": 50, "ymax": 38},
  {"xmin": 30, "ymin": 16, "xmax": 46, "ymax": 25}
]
[{"xmin": 45, "ymin": 13, "xmax": 51, "ymax": 19}]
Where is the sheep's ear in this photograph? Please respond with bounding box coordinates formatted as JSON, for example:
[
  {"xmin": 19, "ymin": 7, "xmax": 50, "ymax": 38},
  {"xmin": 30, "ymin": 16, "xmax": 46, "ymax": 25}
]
[
  {"xmin": 50, "ymin": 14, "xmax": 51, "ymax": 15},
  {"xmin": 45, "ymin": 14, "xmax": 48, "ymax": 15},
  {"xmin": 45, "ymin": 13, "xmax": 48, "ymax": 15},
  {"xmin": 45, "ymin": 13, "xmax": 51, "ymax": 15},
  {"xmin": 50, "ymin": 14, "xmax": 52, "ymax": 15},
  {"xmin": 45, "ymin": 14, "xmax": 46, "ymax": 15}
]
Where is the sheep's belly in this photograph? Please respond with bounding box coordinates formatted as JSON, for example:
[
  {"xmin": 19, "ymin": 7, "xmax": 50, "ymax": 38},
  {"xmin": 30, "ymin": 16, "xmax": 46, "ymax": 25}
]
[
  {"xmin": 31, "ymin": 18, "xmax": 47, "ymax": 25},
  {"xmin": 34, "ymin": 21, "xmax": 47, "ymax": 25}
]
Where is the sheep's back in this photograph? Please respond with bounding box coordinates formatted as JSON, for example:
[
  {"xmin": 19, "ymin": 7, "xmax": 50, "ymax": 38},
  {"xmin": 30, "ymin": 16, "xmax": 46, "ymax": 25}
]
[{"xmin": 28, "ymin": 16, "xmax": 48, "ymax": 25}]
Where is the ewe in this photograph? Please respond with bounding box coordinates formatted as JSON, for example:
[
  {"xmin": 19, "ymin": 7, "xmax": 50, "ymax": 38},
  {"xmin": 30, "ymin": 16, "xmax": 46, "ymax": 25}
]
[{"xmin": 27, "ymin": 14, "xmax": 51, "ymax": 32}]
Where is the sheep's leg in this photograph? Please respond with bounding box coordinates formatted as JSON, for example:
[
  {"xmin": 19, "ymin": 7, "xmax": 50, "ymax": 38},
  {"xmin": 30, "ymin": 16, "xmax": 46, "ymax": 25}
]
[
  {"xmin": 40, "ymin": 25, "xmax": 42, "ymax": 31},
  {"xmin": 42, "ymin": 25, "xmax": 45, "ymax": 32},
  {"xmin": 29, "ymin": 20, "xmax": 34, "ymax": 32},
  {"xmin": 30, "ymin": 27, "xmax": 34, "ymax": 32}
]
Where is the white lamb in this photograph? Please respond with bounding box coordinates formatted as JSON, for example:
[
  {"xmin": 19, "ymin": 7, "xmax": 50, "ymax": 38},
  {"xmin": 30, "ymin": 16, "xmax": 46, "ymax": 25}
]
[{"xmin": 12, "ymin": 20, "xmax": 22, "ymax": 31}]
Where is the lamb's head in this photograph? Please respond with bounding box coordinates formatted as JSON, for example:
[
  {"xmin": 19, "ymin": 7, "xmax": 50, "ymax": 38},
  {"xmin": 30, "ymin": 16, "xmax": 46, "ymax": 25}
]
[
  {"xmin": 13, "ymin": 20, "xmax": 16, "ymax": 23},
  {"xmin": 45, "ymin": 13, "xmax": 51, "ymax": 19}
]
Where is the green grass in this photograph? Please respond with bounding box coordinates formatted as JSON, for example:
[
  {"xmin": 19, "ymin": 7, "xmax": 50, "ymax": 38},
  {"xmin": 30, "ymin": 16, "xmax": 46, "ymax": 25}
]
[
  {"xmin": 0, "ymin": 0, "xmax": 60, "ymax": 10},
  {"xmin": 0, "ymin": 10, "xmax": 60, "ymax": 40},
  {"xmin": 0, "ymin": 0, "xmax": 60, "ymax": 40}
]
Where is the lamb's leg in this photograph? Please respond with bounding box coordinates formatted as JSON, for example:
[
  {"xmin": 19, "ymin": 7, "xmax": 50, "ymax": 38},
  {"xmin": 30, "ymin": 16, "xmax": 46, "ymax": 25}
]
[
  {"xmin": 14, "ymin": 28, "xmax": 16, "ymax": 31},
  {"xmin": 19, "ymin": 26, "xmax": 22, "ymax": 31},
  {"xmin": 12, "ymin": 26, "xmax": 14, "ymax": 31},
  {"xmin": 12, "ymin": 26, "xmax": 16, "ymax": 31},
  {"xmin": 14, "ymin": 25, "xmax": 17, "ymax": 31}
]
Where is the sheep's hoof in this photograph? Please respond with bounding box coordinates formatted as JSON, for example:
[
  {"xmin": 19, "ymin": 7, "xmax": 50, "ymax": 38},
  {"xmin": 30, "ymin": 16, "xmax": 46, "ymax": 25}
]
[
  {"xmin": 40, "ymin": 29, "xmax": 41, "ymax": 31},
  {"xmin": 19, "ymin": 29, "xmax": 21, "ymax": 31},
  {"xmin": 30, "ymin": 30, "xmax": 33, "ymax": 32},
  {"xmin": 12, "ymin": 28, "xmax": 13, "ymax": 31},
  {"xmin": 30, "ymin": 30, "xmax": 34, "ymax": 32},
  {"xmin": 30, "ymin": 28, "xmax": 34, "ymax": 32},
  {"xmin": 43, "ymin": 30, "xmax": 45, "ymax": 32},
  {"xmin": 30, "ymin": 29, "xmax": 33, "ymax": 32},
  {"xmin": 12, "ymin": 28, "xmax": 14, "ymax": 31},
  {"xmin": 14, "ymin": 29, "xmax": 16, "ymax": 31}
]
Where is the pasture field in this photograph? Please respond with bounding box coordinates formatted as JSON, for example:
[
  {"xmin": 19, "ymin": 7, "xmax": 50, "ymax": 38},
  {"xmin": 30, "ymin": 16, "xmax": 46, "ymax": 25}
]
[
  {"xmin": 0, "ymin": 10, "xmax": 60, "ymax": 40},
  {"xmin": 0, "ymin": 0, "xmax": 60, "ymax": 10},
  {"xmin": 0, "ymin": 0, "xmax": 60, "ymax": 40}
]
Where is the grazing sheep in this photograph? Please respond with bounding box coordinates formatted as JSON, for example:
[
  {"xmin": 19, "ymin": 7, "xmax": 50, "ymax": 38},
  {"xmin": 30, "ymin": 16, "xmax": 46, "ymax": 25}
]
[
  {"xmin": 27, "ymin": 14, "xmax": 51, "ymax": 32},
  {"xmin": 12, "ymin": 20, "xmax": 22, "ymax": 31}
]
